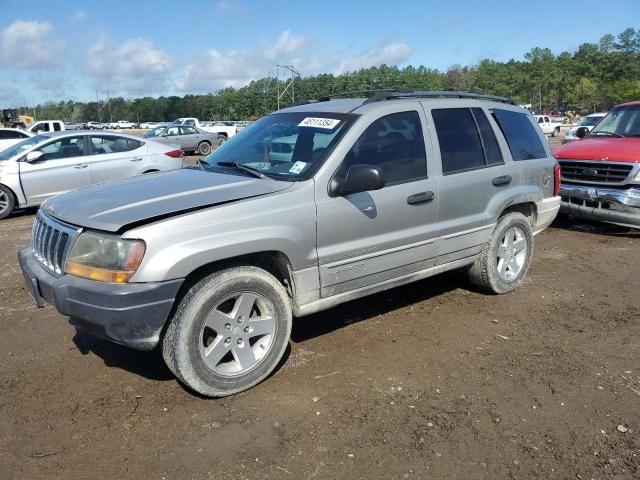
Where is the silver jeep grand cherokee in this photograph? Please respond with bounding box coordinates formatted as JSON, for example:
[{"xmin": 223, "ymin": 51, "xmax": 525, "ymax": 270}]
[{"xmin": 19, "ymin": 91, "xmax": 561, "ymax": 397}]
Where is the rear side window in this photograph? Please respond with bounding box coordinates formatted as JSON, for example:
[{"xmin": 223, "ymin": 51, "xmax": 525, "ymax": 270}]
[
  {"xmin": 492, "ymin": 109, "xmax": 547, "ymax": 160},
  {"xmin": 471, "ymin": 108, "xmax": 503, "ymax": 166},
  {"xmin": 432, "ymin": 108, "xmax": 485, "ymax": 174},
  {"xmin": 90, "ymin": 135, "xmax": 143, "ymax": 154}
]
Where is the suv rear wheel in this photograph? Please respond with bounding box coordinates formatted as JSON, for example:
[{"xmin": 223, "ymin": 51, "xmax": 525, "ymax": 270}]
[
  {"xmin": 162, "ymin": 266, "xmax": 292, "ymax": 397},
  {"xmin": 468, "ymin": 212, "xmax": 533, "ymax": 294}
]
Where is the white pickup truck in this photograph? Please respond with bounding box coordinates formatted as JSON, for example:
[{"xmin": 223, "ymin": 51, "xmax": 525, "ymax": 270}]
[
  {"xmin": 533, "ymin": 115, "xmax": 562, "ymax": 137},
  {"xmin": 171, "ymin": 118, "xmax": 237, "ymax": 142},
  {"xmin": 27, "ymin": 120, "xmax": 65, "ymax": 133}
]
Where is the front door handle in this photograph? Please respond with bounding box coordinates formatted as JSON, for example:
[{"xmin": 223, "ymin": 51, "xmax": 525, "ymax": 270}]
[
  {"xmin": 73, "ymin": 163, "xmax": 88, "ymax": 169},
  {"xmin": 407, "ymin": 191, "xmax": 435, "ymax": 205},
  {"xmin": 130, "ymin": 157, "xmax": 143, "ymax": 162},
  {"xmin": 492, "ymin": 175, "xmax": 512, "ymax": 186}
]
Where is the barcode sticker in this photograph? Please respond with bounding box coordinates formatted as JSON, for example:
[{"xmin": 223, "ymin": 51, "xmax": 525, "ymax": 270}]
[{"xmin": 298, "ymin": 117, "xmax": 341, "ymax": 129}]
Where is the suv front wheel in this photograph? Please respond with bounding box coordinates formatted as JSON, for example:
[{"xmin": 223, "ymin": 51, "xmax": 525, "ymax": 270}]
[
  {"xmin": 162, "ymin": 266, "xmax": 292, "ymax": 397},
  {"xmin": 468, "ymin": 212, "xmax": 534, "ymax": 294}
]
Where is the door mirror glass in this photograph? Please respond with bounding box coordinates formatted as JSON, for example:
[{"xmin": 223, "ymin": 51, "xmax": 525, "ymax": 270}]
[
  {"xmin": 332, "ymin": 164, "xmax": 385, "ymax": 196},
  {"xmin": 25, "ymin": 150, "xmax": 44, "ymax": 162},
  {"xmin": 576, "ymin": 126, "xmax": 589, "ymax": 139}
]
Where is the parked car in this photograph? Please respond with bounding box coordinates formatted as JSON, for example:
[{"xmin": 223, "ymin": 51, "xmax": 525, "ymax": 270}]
[
  {"xmin": 533, "ymin": 115, "xmax": 562, "ymax": 137},
  {"xmin": 554, "ymin": 100, "xmax": 640, "ymax": 228},
  {"xmin": 18, "ymin": 91, "xmax": 560, "ymax": 397},
  {"xmin": 144, "ymin": 124, "xmax": 222, "ymax": 155},
  {"xmin": 0, "ymin": 131, "xmax": 183, "ymax": 219},
  {"xmin": 0, "ymin": 128, "xmax": 34, "ymax": 152},
  {"xmin": 562, "ymin": 112, "xmax": 607, "ymax": 143},
  {"xmin": 86, "ymin": 121, "xmax": 106, "ymax": 130},
  {"xmin": 27, "ymin": 120, "xmax": 65, "ymax": 133},
  {"xmin": 171, "ymin": 117, "xmax": 238, "ymax": 142},
  {"xmin": 112, "ymin": 120, "xmax": 135, "ymax": 129},
  {"xmin": 65, "ymin": 123, "xmax": 83, "ymax": 130}
]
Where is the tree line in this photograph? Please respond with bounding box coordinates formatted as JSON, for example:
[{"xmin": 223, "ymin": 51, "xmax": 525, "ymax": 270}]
[{"xmin": 23, "ymin": 27, "xmax": 640, "ymax": 122}]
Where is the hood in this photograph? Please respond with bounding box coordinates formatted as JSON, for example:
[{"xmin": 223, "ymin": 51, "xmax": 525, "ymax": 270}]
[
  {"xmin": 43, "ymin": 168, "xmax": 293, "ymax": 232},
  {"xmin": 553, "ymin": 137, "xmax": 640, "ymax": 163}
]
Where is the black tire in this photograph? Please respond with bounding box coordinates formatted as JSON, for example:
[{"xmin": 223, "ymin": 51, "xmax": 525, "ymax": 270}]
[
  {"xmin": 197, "ymin": 141, "xmax": 211, "ymax": 155},
  {"xmin": 468, "ymin": 212, "xmax": 534, "ymax": 294},
  {"xmin": 552, "ymin": 127, "xmax": 560, "ymax": 137},
  {"xmin": 162, "ymin": 266, "xmax": 292, "ymax": 397},
  {"xmin": 0, "ymin": 184, "xmax": 16, "ymax": 219},
  {"xmin": 217, "ymin": 135, "xmax": 227, "ymax": 146}
]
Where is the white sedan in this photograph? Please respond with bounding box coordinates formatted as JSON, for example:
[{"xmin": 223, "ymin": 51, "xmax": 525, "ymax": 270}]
[
  {"xmin": 0, "ymin": 128, "xmax": 34, "ymax": 152},
  {"xmin": 0, "ymin": 131, "xmax": 183, "ymax": 219}
]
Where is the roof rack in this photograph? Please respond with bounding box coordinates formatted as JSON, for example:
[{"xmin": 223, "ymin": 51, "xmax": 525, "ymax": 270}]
[
  {"xmin": 286, "ymin": 88, "xmax": 414, "ymax": 107},
  {"xmin": 363, "ymin": 90, "xmax": 514, "ymax": 105}
]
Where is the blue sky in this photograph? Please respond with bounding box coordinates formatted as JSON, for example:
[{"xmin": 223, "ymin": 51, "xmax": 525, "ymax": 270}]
[{"xmin": 0, "ymin": 0, "xmax": 638, "ymax": 105}]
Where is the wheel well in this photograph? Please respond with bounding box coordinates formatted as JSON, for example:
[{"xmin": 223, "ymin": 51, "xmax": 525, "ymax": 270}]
[
  {"xmin": 218, "ymin": 132, "xmax": 228, "ymax": 138},
  {"xmin": 176, "ymin": 251, "xmax": 295, "ymax": 305},
  {"xmin": 500, "ymin": 202, "xmax": 536, "ymax": 225},
  {"xmin": 0, "ymin": 183, "xmax": 18, "ymax": 203},
  {"xmin": 199, "ymin": 140, "xmax": 211, "ymax": 145},
  {"xmin": 143, "ymin": 169, "xmax": 160, "ymax": 174}
]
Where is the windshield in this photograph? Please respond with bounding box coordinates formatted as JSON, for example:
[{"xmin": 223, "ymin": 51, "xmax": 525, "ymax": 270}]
[
  {"xmin": 143, "ymin": 126, "xmax": 166, "ymax": 138},
  {"xmin": 579, "ymin": 116, "xmax": 604, "ymax": 127},
  {"xmin": 0, "ymin": 135, "xmax": 47, "ymax": 161},
  {"xmin": 200, "ymin": 112, "xmax": 356, "ymax": 180},
  {"xmin": 590, "ymin": 105, "xmax": 640, "ymax": 137}
]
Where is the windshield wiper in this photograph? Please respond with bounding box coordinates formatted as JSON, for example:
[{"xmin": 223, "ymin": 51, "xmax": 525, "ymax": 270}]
[
  {"xmin": 215, "ymin": 161, "xmax": 267, "ymax": 179},
  {"xmin": 591, "ymin": 131, "xmax": 625, "ymax": 138}
]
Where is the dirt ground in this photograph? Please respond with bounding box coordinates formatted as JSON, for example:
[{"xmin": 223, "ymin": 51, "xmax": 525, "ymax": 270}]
[{"xmin": 1, "ymin": 139, "xmax": 639, "ymax": 480}]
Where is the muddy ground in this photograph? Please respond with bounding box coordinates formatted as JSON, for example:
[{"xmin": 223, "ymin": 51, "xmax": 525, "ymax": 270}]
[{"xmin": 1, "ymin": 139, "xmax": 639, "ymax": 479}]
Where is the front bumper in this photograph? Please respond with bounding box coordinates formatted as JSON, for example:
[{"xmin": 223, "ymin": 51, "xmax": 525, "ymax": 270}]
[
  {"xmin": 560, "ymin": 184, "xmax": 640, "ymax": 228},
  {"xmin": 18, "ymin": 247, "xmax": 183, "ymax": 350}
]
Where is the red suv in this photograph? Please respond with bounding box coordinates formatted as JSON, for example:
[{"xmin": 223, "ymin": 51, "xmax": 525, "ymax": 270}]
[{"xmin": 553, "ymin": 101, "xmax": 640, "ymax": 228}]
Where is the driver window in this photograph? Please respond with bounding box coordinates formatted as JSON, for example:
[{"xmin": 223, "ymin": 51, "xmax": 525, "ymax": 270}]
[
  {"xmin": 37, "ymin": 137, "xmax": 85, "ymax": 161},
  {"xmin": 167, "ymin": 127, "xmax": 180, "ymax": 136},
  {"xmin": 340, "ymin": 111, "xmax": 427, "ymax": 185}
]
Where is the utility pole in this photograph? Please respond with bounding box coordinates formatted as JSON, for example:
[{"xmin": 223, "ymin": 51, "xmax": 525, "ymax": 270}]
[{"xmin": 275, "ymin": 64, "xmax": 300, "ymax": 110}]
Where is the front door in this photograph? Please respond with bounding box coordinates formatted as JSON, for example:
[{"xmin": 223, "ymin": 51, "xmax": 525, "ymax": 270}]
[
  {"xmin": 19, "ymin": 135, "xmax": 91, "ymax": 204},
  {"xmin": 316, "ymin": 109, "xmax": 439, "ymax": 297}
]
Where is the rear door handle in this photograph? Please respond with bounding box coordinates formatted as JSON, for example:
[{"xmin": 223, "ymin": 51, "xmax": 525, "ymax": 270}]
[
  {"xmin": 131, "ymin": 157, "xmax": 143, "ymax": 162},
  {"xmin": 492, "ymin": 175, "xmax": 512, "ymax": 186},
  {"xmin": 73, "ymin": 163, "xmax": 88, "ymax": 169},
  {"xmin": 407, "ymin": 191, "xmax": 435, "ymax": 205}
]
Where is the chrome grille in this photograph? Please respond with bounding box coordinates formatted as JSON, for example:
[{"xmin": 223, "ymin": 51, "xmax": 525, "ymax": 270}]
[
  {"xmin": 559, "ymin": 160, "xmax": 634, "ymax": 185},
  {"xmin": 31, "ymin": 211, "xmax": 81, "ymax": 275}
]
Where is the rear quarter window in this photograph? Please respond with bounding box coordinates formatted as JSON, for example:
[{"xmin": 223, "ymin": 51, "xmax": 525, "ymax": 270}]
[{"xmin": 492, "ymin": 109, "xmax": 547, "ymax": 161}]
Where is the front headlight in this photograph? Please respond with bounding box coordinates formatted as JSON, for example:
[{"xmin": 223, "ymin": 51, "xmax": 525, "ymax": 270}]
[
  {"xmin": 65, "ymin": 232, "xmax": 146, "ymax": 283},
  {"xmin": 634, "ymin": 169, "xmax": 640, "ymax": 182}
]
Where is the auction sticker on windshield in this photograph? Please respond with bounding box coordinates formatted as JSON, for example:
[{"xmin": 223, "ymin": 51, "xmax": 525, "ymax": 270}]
[{"xmin": 298, "ymin": 117, "xmax": 341, "ymax": 129}]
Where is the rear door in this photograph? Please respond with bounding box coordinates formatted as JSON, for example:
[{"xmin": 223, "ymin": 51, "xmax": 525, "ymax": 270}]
[
  {"xmin": 179, "ymin": 126, "xmax": 199, "ymax": 151},
  {"xmin": 19, "ymin": 135, "xmax": 91, "ymax": 204},
  {"xmin": 88, "ymin": 134, "xmax": 146, "ymax": 183},
  {"xmin": 426, "ymin": 104, "xmax": 509, "ymax": 264},
  {"xmin": 315, "ymin": 108, "xmax": 439, "ymax": 297}
]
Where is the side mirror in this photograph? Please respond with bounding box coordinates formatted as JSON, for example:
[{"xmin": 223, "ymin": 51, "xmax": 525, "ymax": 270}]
[
  {"xmin": 330, "ymin": 164, "xmax": 385, "ymax": 196},
  {"xmin": 25, "ymin": 151, "xmax": 44, "ymax": 162},
  {"xmin": 576, "ymin": 126, "xmax": 589, "ymax": 139}
]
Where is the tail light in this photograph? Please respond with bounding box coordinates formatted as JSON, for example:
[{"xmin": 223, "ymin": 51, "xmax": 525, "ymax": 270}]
[
  {"xmin": 165, "ymin": 149, "xmax": 183, "ymax": 158},
  {"xmin": 554, "ymin": 162, "xmax": 561, "ymax": 196}
]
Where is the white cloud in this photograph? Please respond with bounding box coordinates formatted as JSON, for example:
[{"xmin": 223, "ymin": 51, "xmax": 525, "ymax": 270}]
[
  {"xmin": 70, "ymin": 11, "xmax": 89, "ymax": 23},
  {"xmin": 0, "ymin": 20, "xmax": 65, "ymax": 68},
  {"xmin": 215, "ymin": 0, "xmax": 248, "ymax": 14},
  {"xmin": 175, "ymin": 31, "xmax": 412, "ymax": 93},
  {"xmin": 335, "ymin": 42, "xmax": 412, "ymax": 74},
  {"xmin": 87, "ymin": 38, "xmax": 172, "ymax": 94}
]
